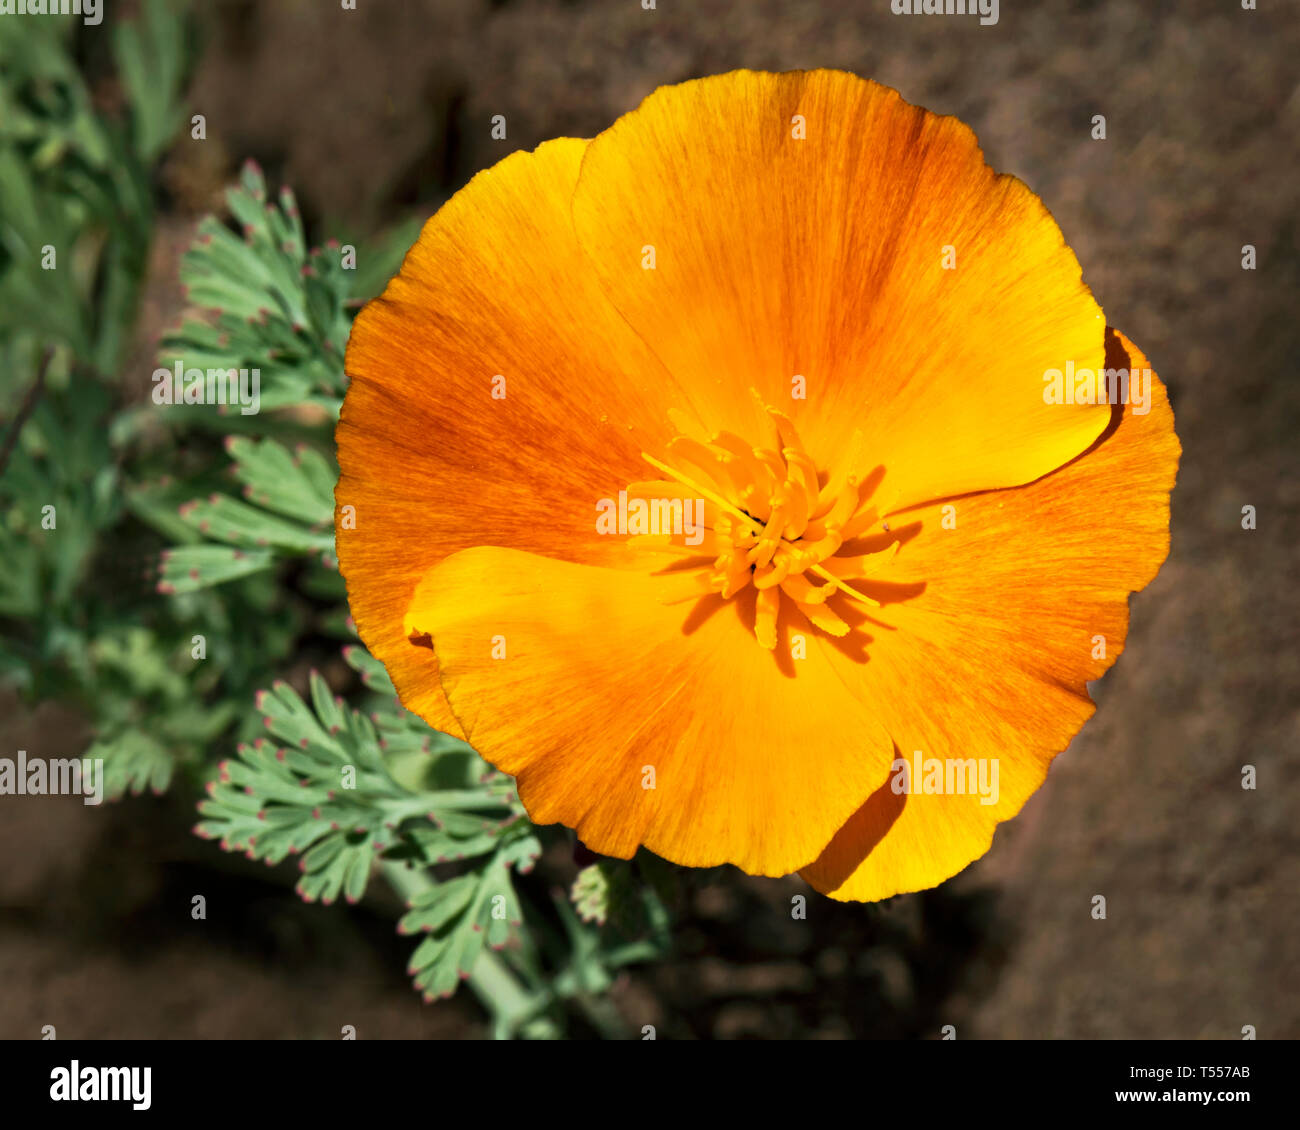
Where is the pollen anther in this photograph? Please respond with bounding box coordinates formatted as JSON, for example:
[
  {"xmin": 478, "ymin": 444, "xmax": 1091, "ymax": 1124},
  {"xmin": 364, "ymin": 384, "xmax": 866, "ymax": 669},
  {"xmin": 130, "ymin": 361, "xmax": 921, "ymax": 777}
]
[{"xmin": 635, "ymin": 400, "xmax": 896, "ymax": 648}]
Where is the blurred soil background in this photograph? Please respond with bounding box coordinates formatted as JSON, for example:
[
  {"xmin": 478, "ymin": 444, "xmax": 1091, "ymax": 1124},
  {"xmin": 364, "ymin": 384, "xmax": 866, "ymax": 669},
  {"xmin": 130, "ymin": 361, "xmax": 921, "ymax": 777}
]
[{"xmin": 2, "ymin": 0, "xmax": 1297, "ymax": 1038}]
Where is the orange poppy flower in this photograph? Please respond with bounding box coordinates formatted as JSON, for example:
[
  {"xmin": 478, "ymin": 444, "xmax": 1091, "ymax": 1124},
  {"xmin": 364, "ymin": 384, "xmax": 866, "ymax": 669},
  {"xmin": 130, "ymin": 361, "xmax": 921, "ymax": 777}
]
[{"xmin": 335, "ymin": 69, "xmax": 1179, "ymax": 902}]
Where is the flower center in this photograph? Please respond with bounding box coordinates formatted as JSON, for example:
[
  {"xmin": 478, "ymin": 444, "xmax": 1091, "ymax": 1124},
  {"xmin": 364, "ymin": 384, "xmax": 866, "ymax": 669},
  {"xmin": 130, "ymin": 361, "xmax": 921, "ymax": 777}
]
[{"xmin": 628, "ymin": 393, "xmax": 898, "ymax": 649}]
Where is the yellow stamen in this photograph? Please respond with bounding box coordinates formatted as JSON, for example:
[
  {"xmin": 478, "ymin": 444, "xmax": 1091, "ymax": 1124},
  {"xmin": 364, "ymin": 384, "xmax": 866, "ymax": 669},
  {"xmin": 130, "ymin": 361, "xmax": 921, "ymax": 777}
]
[
  {"xmin": 636, "ymin": 411, "xmax": 893, "ymax": 640},
  {"xmin": 641, "ymin": 452, "xmax": 755, "ymax": 530}
]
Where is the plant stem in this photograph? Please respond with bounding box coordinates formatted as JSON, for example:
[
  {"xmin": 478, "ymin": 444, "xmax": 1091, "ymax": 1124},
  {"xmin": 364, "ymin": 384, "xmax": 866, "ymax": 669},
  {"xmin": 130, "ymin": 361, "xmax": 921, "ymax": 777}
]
[
  {"xmin": 0, "ymin": 345, "xmax": 53, "ymax": 477},
  {"xmin": 380, "ymin": 861, "xmax": 557, "ymax": 1039}
]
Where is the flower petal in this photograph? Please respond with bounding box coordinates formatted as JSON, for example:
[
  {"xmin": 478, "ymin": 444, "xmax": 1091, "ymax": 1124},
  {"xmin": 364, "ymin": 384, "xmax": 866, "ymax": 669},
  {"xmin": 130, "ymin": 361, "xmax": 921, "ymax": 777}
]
[
  {"xmin": 403, "ymin": 546, "xmax": 897, "ymax": 876},
  {"xmin": 336, "ymin": 138, "xmax": 693, "ymax": 737},
  {"xmin": 802, "ymin": 330, "xmax": 1180, "ymax": 901},
  {"xmin": 571, "ymin": 68, "xmax": 1111, "ymax": 509}
]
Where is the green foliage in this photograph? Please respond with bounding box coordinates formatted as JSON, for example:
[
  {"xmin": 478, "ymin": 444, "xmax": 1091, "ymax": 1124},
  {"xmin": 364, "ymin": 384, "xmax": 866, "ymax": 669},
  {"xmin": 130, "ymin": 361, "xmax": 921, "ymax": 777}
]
[
  {"xmin": 112, "ymin": 0, "xmax": 189, "ymax": 164},
  {"xmin": 84, "ymin": 625, "xmax": 236, "ymax": 797},
  {"xmin": 0, "ymin": 2, "xmax": 192, "ymax": 701},
  {"xmin": 195, "ymin": 668, "xmax": 519, "ymax": 899},
  {"xmin": 156, "ymin": 435, "xmax": 337, "ymax": 593},
  {"xmin": 0, "ymin": 369, "xmax": 118, "ymax": 632},
  {"xmin": 155, "ymin": 162, "xmax": 356, "ymax": 418},
  {"xmin": 194, "ymin": 662, "xmax": 559, "ymax": 1010},
  {"xmin": 0, "ymin": 2, "xmax": 188, "ymax": 371},
  {"xmin": 400, "ymin": 836, "xmax": 539, "ymax": 1003}
]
